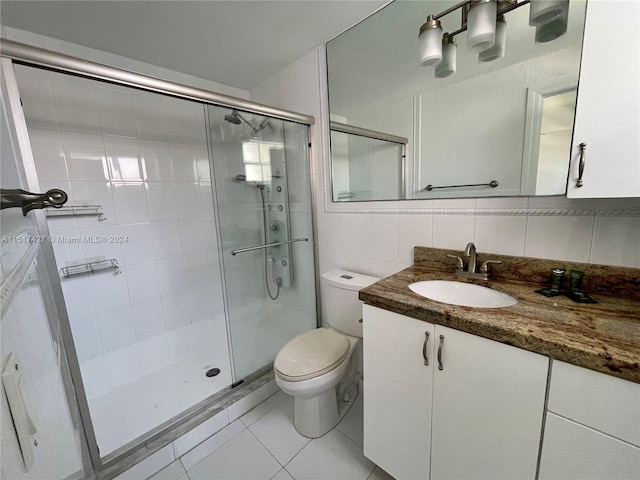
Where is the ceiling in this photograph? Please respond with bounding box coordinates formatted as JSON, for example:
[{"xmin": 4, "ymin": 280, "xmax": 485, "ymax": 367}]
[{"xmin": 0, "ymin": 0, "xmax": 387, "ymax": 91}]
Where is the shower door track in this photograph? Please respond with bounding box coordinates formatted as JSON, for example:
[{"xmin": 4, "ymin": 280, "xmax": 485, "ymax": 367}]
[{"xmin": 0, "ymin": 39, "xmax": 314, "ymax": 126}]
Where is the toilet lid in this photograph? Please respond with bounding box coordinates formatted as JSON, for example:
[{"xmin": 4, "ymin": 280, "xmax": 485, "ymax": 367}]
[{"xmin": 274, "ymin": 329, "xmax": 350, "ymax": 381}]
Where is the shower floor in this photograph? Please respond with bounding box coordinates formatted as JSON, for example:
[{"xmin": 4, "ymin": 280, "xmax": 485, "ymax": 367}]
[{"xmin": 90, "ymin": 350, "xmax": 232, "ymax": 456}]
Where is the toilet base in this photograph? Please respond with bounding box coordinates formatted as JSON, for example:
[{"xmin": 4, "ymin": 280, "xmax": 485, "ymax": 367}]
[{"xmin": 293, "ymin": 383, "xmax": 358, "ymax": 438}]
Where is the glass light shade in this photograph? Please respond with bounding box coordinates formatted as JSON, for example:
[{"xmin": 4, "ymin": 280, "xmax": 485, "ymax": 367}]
[
  {"xmin": 535, "ymin": 6, "xmax": 569, "ymax": 43},
  {"xmin": 467, "ymin": 1, "xmax": 497, "ymax": 54},
  {"xmin": 419, "ymin": 25, "xmax": 443, "ymax": 66},
  {"xmin": 435, "ymin": 38, "xmax": 457, "ymax": 78},
  {"xmin": 479, "ymin": 17, "xmax": 506, "ymax": 62},
  {"xmin": 529, "ymin": 0, "xmax": 568, "ymax": 26}
]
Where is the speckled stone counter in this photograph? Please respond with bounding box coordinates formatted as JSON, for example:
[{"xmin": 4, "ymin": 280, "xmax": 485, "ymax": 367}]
[{"xmin": 359, "ymin": 247, "xmax": 640, "ymax": 384}]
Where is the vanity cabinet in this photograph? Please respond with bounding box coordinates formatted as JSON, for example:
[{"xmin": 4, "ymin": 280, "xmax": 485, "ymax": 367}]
[
  {"xmin": 567, "ymin": 0, "xmax": 640, "ymax": 198},
  {"xmin": 363, "ymin": 305, "xmax": 435, "ymax": 479},
  {"xmin": 539, "ymin": 361, "xmax": 640, "ymax": 480},
  {"xmin": 363, "ymin": 305, "xmax": 549, "ymax": 479}
]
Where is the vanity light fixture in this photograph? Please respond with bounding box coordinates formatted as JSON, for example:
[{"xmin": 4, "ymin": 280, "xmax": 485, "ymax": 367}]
[
  {"xmin": 535, "ymin": 5, "xmax": 569, "ymax": 43},
  {"xmin": 467, "ymin": 0, "xmax": 498, "ymax": 53},
  {"xmin": 419, "ymin": 0, "xmax": 570, "ymax": 78},
  {"xmin": 479, "ymin": 16, "xmax": 507, "ymax": 62},
  {"xmin": 419, "ymin": 15, "xmax": 443, "ymax": 66},
  {"xmin": 529, "ymin": 0, "xmax": 568, "ymax": 26},
  {"xmin": 435, "ymin": 34, "xmax": 457, "ymax": 78}
]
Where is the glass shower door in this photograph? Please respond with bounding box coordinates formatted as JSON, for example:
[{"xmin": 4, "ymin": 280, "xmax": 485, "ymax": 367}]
[{"xmin": 207, "ymin": 105, "xmax": 316, "ymax": 380}]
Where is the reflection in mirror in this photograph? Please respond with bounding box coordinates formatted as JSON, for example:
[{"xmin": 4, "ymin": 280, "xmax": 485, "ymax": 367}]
[
  {"xmin": 330, "ymin": 122, "xmax": 407, "ymax": 201},
  {"xmin": 521, "ymin": 85, "xmax": 577, "ymax": 195},
  {"xmin": 326, "ymin": 0, "xmax": 587, "ymax": 201}
]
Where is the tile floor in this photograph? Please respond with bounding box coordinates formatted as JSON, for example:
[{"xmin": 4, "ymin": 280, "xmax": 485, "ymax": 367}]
[{"xmin": 147, "ymin": 390, "xmax": 394, "ymax": 480}]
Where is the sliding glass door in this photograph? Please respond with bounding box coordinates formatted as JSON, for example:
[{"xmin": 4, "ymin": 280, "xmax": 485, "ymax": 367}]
[{"xmin": 207, "ymin": 105, "xmax": 316, "ymax": 380}]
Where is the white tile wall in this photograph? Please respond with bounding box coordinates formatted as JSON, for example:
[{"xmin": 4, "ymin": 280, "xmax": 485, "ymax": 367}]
[{"xmin": 15, "ymin": 64, "xmax": 229, "ymax": 451}]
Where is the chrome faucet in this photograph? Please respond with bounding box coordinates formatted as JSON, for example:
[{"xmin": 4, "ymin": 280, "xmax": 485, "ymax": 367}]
[
  {"xmin": 447, "ymin": 242, "xmax": 502, "ymax": 281},
  {"xmin": 464, "ymin": 242, "xmax": 477, "ymax": 274}
]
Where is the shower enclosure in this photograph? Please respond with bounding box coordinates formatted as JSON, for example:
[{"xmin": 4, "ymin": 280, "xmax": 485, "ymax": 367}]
[{"xmin": 1, "ymin": 41, "xmax": 316, "ymax": 477}]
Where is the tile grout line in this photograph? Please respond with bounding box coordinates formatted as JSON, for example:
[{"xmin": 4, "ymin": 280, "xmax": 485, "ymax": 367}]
[
  {"xmin": 178, "ymin": 420, "xmax": 248, "ymax": 475},
  {"xmin": 246, "ymin": 425, "xmax": 285, "ymax": 463}
]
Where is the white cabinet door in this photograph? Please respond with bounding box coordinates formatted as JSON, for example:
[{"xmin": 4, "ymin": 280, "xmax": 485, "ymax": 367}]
[
  {"xmin": 539, "ymin": 413, "xmax": 640, "ymax": 480},
  {"xmin": 567, "ymin": 0, "xmax": 640, "ymax": 198},
  {"xmin": 548, "ymin": 360, "xmax": 640, "ymax": 447},
  {"xmin": 430, "ymin": 325, "xmax": 549, "ymax": 480},
  {"xmin": 363, "ymin": 305, "xmax": 435, "ymax": 480}
]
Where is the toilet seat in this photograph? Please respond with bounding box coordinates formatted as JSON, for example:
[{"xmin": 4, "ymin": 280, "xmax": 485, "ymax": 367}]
[{"xmin": 274, "ymin": 329, "xmax": 349, "ymax": 382}]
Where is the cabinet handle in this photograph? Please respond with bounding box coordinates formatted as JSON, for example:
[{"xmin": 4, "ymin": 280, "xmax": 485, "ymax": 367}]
[
  {"xmin": 437, "ymin": 335, "xmax": 444, "ymax": 370},
  {"xmin": 422, "ymin": 331, "xmax": 430, "ymax": 366},
  {"xmin": 576, "ymin": 142, "xmax": 587, "ymax": 187}
]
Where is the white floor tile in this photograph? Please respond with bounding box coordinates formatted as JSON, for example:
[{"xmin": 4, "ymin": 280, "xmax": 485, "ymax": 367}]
[
  {"xmin": 228, "ymin": 383, "xmax": 272, "ymax": 421},
  {"xmin": 272, "ymin": 468, "xmax": 295, "ymax": 480},
  {"xmin": 187, "ymin": 429, "xmax": 281, "ymax": 480},
  {"xmin": 248, "ymin": 396, "xmax": 310, "ymax": 465},
  {"xmin": 180, "ymin": 420, "xmax": 245, "ymax": 471},
  {"xmin": 285, "ymin": 429, "xmax": 375, "ymax": 480},
  {"xmin": 367, "ymin": 466, "xmax": 396, "ymax": 480},
  {"xmin": 173, "ymin": 409, "xmax": 229, "ymax": 458},
  {"xmin": 148, "ymin": 459, "xmax": 186, "ymax": 480},
  {"xmin": 241, "ymin": 390, "xmax": 288, "ymax": 427},
  {"xmin": 335, "ymin": 391, "xmax": 364, "ymax": 447},
  {"xmin": 115, "ymin": 444, "xmax": 175, "ymax": 480}
]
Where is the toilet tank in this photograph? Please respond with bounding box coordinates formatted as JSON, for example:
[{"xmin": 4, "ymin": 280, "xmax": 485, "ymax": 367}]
[{"xmin": 321, "ymin": 269, "xmax": 380, "ymax": 337}]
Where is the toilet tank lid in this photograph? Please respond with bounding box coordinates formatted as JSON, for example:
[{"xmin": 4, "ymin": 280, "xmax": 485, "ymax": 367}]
[{"xmin": 321, "ymin": 269, "xmax": 380, "ymax": 291}]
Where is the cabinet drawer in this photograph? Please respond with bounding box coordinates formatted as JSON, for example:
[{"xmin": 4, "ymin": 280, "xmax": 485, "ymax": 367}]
[
  {"xmin": 539, "ymin": 413, "xmax": 640, "ymax": 480},
  {"xmin": 548, "ymin": 360, "xmax": 640, "ymax": 446}
]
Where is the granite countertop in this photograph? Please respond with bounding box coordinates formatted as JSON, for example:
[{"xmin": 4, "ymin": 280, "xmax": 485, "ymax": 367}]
[{"xmin": 359, "ymin": 248, "xmax": 640, "ymax": 384}]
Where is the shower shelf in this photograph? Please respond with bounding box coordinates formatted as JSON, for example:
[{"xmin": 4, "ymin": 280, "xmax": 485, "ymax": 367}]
[
  {"xmin": 46, "ymin": 204, "xmax": 105, "ymax": 221},
  {"xmin": 61, "ymin": 259, "xmax": 120, "ymax": 278}
]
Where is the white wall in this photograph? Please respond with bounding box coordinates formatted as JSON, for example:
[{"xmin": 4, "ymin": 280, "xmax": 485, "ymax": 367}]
[{"xmin": 250, "ymin": 46, "xmax": 640, "ymax": 287}]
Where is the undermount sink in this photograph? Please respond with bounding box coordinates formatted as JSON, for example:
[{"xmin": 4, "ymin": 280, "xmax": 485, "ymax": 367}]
[{"xmin": 409, "ymin": 280, "xmax": 517, "ymax": 308}]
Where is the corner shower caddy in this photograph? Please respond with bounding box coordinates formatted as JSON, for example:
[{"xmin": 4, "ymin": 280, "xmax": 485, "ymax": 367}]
[{"xmin": 61, "ymin": 259, "xmax": 120, "ymax": 278}]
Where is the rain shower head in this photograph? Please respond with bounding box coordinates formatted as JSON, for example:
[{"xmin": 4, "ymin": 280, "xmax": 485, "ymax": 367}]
[
  {"xmin": 224, "ymin": 110, "xmax": 242, "ymax": 125},
  {"xmin": 224, "ymin": 110, "xmax": 269, "ymax": 134}
]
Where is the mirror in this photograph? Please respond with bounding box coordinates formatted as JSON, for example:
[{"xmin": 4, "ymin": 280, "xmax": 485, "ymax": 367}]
[{"xmin": 326, "ymin": 0, "xmax": 587, "ymax": 201}]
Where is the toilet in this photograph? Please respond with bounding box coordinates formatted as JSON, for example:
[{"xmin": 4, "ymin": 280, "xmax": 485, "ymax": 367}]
[{"xmin": 274, "ymin": 269, "xmax": 379, "ymax": 438}]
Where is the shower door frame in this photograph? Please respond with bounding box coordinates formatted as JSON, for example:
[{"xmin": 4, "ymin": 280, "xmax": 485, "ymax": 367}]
[{"xmin": 0, "ymin": 39, "xmax": 322, "ymax": 476}]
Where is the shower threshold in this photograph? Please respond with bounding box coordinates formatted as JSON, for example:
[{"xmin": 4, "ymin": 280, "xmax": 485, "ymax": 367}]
[{"xmin": 98, "ymin": 366, "xmax": 275, "ymax": 479}]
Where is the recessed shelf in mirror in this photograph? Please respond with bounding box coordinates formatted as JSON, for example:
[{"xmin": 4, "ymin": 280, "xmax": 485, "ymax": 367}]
[{"xmin": 326, "ymin": 0, "xmax": 587, "ymax": 202}]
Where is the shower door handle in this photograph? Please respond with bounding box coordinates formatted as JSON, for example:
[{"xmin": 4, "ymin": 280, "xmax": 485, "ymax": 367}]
[
  {"xmin": 1, "ymin": 188, "xmax": 68, "ymax": 216},
  {"xmin": 230, "ymin": 238, "xmax": 308, "ymax": 256}
]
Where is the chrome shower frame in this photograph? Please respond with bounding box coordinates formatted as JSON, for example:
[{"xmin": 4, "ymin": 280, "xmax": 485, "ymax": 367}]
[{"xmin": 0, "ymin": 39, "xmax": 322, "ymax": 477}]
